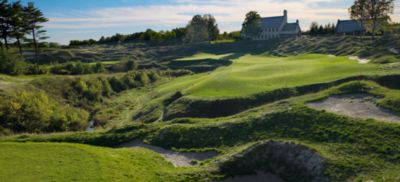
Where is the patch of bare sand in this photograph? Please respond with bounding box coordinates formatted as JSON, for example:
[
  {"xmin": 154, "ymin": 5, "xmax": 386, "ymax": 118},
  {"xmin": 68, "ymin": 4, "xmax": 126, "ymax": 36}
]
[
  {"xmin": 119, "ymin": 140, "xmax": 218, "ymax": 167},
  {"xmin": 306, "ymin": 94, "xmax": 400, "ymax": 123},
  {"xmin": 349, "ymin": 56, "xmax": 370, "ymax": 64}
]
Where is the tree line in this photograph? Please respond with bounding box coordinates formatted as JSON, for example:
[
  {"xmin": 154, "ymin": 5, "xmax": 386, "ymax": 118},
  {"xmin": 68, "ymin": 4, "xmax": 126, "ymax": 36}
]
[
  {"xmin": 349, "ymin": 0, "xmax": 395, "ymax": 39},
  {"xmin": 69, "ymin": 14, "xmax": 241, "ymax": 46},
  {"xmin": 308, "ymin": 22, "xmax": 336, "ymax": 35},
  {"xmin": 70, "ymin": 28, "xmax": 186, "ymax": 46},
  {"xmin": 0, "ymin": 0, "xmax": 48, "ymax": 55}
]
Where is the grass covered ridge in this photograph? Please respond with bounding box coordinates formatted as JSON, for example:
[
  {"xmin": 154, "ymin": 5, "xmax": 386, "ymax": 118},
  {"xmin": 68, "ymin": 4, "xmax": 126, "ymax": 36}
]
[
  {"xmin": 0, "ymin": 142, "xmax": 210, "ymax": 182},
  {"xmin": 1, "ymin": 37, "xmax": 400, "ymax": 182},
  {"xmin": 157, "ymin": 54, "xmax": 399, "ymax": 98}
]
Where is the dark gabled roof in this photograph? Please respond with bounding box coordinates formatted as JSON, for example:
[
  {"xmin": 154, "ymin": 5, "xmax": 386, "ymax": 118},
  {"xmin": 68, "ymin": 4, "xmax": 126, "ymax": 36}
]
[
  {"xmin": 261, "ymin": 16, "xmax": 285, "ymax": 29},
  {"xmin": 282, "ymin": 22, "xmax": 299, "ymax": 32},
  {"xmin": 336, "ymin": 20, "xmax": 363, "ymax": 33}
]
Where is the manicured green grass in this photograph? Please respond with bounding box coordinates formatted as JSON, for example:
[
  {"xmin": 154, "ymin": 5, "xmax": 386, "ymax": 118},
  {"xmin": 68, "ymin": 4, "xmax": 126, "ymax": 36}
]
[
  {"xmin": 88, "ymin": 61, "xmax": 120, "ymax": 65},
  {"xmin": 0, "ymin": 142, "xmax": 204, "ymax": 182},
  {"xmin": 175, "ymin": 52, "xmax": 233, "ymax": 61},
  {"xmin": 157, "ymin": 54, "xmax": 399, "ymax": 98}
]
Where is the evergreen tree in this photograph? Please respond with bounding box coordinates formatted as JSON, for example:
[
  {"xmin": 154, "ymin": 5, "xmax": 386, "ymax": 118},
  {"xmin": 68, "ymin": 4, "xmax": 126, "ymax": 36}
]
[
  {"xmin": 309, "ymin": 22, "xmax": 319, "ymax": 35},
  {"xmin": 10, "ymin": 1, "xmax": 27, "ymax": 55},
  {"xmin": 0, "ymin": 0, "xmax": 11, "ymax": 49},
  {"xmin": 318, "ymin": 25, "xmax": 324, "ymax": 35},
  {"xmin": 23, "ymin": 2, "xmax": 48, "ymax": 58}
]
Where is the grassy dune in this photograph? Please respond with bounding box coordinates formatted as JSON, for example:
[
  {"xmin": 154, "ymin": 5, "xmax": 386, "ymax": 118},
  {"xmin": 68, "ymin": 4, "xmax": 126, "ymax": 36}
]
[
  {"xmin": 1, "ymin": 46, "xmax": 400, "ymax": 181},
  {"xmin": 157, "ymin": 54, "xmax": 399, "ymax": 98},
  {"xmin": 0, "ymin": 142, "xmax": 204, "ymax": 182}
]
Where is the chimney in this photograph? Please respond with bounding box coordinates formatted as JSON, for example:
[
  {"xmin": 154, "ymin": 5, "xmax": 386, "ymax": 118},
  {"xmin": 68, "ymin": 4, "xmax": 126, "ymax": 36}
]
[
  {"xmin": 296, "ymin": 19, "xmax": 299, "ymax": 24},
  {"xmin": 284, "ymin": 10, "xmax": 288, "ymax": 23}
]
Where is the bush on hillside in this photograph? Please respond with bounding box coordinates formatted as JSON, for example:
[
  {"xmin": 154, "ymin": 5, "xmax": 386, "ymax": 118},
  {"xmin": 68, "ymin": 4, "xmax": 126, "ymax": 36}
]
[
  {"xmin": 0, "ymin": 52, "xmax": 28, "ymax": 75},
  {"xmin": 66, "ymin": 77, "xmax": 113, "ymax": 107},
  {"xmin": 0, "ymin": 52, "xmax": 48, "ymax": 75},
  {"xmin": 63, "ymin": 69, "xmax": 192, "ymax": 109},
  {"xmin": 109, "ymin": 60, "xmax": 138, "ymax": 72},
  {"xmin": 50, "ymin": 62, "xmax": 104, "ymax": 75},
  {"xmin": 109, "ymin": 77, "xmax": 128, "ymax": 93},
  {"xmin": 161, "ymin": 69, "xmax": 193, "ymax": 77},
  {"xmin": 26, "ymin": 64, "xmax": 49, "ymax": 74},
  {"xmin": 0, "ymin": 91, "xmax": 89, "ymax": 133}
]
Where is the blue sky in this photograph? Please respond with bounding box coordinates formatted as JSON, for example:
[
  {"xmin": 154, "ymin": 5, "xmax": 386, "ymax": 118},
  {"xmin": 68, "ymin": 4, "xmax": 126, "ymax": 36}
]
[{"xmin": 17, "ymin": 0, "xmax": 400, "ymax": 44}]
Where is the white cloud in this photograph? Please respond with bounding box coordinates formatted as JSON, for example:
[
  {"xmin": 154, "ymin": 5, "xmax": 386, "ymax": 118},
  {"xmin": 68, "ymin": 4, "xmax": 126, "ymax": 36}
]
[{"xmin": 45, "ymin": 0, "xmax": 400, "ymax": 43}]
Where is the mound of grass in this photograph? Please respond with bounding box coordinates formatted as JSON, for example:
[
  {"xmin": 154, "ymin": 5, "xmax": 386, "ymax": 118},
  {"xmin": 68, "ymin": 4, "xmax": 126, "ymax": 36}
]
[
  {"xmin": 157, "ymin": 54, "xmax": 398, "ymax": 98},
  {"xmin": 175, "ymin": 53, "xmax": 233, "ymax": 61},
  {"xmin": 3, "ymin": 80, "xmax": 400, "ymax": 181},
  {"xmin": 0, "ymin": 142, "xmax": 207, "ymax": 182},
  {"xmin": 0, "ymin": 90, "xmax": 89, "ymax": 134},
  {"xmin": 147, "ymin": 106, "xmax": 400, "ymax": 180}
]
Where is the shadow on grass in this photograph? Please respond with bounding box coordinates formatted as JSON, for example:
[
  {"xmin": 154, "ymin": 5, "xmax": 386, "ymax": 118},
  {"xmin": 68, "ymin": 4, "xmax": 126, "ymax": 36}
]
[
  {"xmin": 168, "ymin": 58, "xmax": 233, "ymax": 73},
  {"xmin": 164, "ymin": 75, "xmax": 400, "ymax": 119}
]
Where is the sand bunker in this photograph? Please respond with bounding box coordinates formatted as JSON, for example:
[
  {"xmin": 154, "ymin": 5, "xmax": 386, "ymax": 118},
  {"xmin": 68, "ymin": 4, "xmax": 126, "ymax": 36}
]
[
  {"xmin": 119, "ymin": 140, "xmax": 218, "ymax": 167},
  {"xmin": 306, "ymin": 94, "xmax": 400, "ymax": 123},
  {"xmin": 349, "ymin": 56, "xmax": 370, "ymax": 64},
  {"xmin": 221, "ymin": 172, "xmax": 285, "ymax": 182}
]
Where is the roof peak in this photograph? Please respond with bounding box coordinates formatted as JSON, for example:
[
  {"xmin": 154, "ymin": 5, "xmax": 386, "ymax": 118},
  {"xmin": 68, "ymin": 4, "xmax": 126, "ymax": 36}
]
[
  {"xmin": 261, "ymin": 15, "xmax": 284, "ymax": 19},
  {"xmin": 338, "ymin": 19, "xmax": 359, "ymax": 22}
]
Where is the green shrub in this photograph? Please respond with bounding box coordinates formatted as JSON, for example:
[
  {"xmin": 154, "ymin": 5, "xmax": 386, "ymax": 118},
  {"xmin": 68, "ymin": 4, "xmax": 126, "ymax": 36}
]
[
  {"xmin": 126, "ymin": 60, "xmax": 138, "ymax": 71},
  {"xmin": 0, "ymin": 91, "xmax": 89, "ymax": 133},
  {"xmin": 26, "ymin": 64, "xmax": 49, "ymax": 74},
  {"xmin": 0, "ymin": 52, "xmax": 28, "ymax": 75},
  {"xmin": 67, "ymin": 77, "xmax": 114, "ymax": 106},
  {"xmin": 100, "ymin": 78, "xmax": 113, "ymax": 97},
  {"xmin": 93, "ymin": 63, "xmax": 106, "ymax": 73},
  {"xmin": 148, "ymin": 71, "xmax": 161, "ymax": 82},
  {"xmin": 50, "ymin": 62, "xmax": 106, "ymax": 75},
  {"xmin": 121, "ymin": 75, "xmax": 137, "ymax": 88},
  {"xmin": 109, "ymin": 60, "xmax": 138, "ymax": 72},
  {"xmin": 135, "ymin": 72, "xmax": 150, "ymax": 86},
  {"xmin": 161, "ymin": 69, "xmax": 193, "ymax": 77},
  {"xmin": 109, "ymin": 77, "xmax": 127, "ymax": 93}
]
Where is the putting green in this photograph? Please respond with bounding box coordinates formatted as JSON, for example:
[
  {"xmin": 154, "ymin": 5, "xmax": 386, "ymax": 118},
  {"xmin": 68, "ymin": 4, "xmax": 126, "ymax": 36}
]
[{"xmin": 157, "ymin": 54, "xmax": 398, "ymax": 98}]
